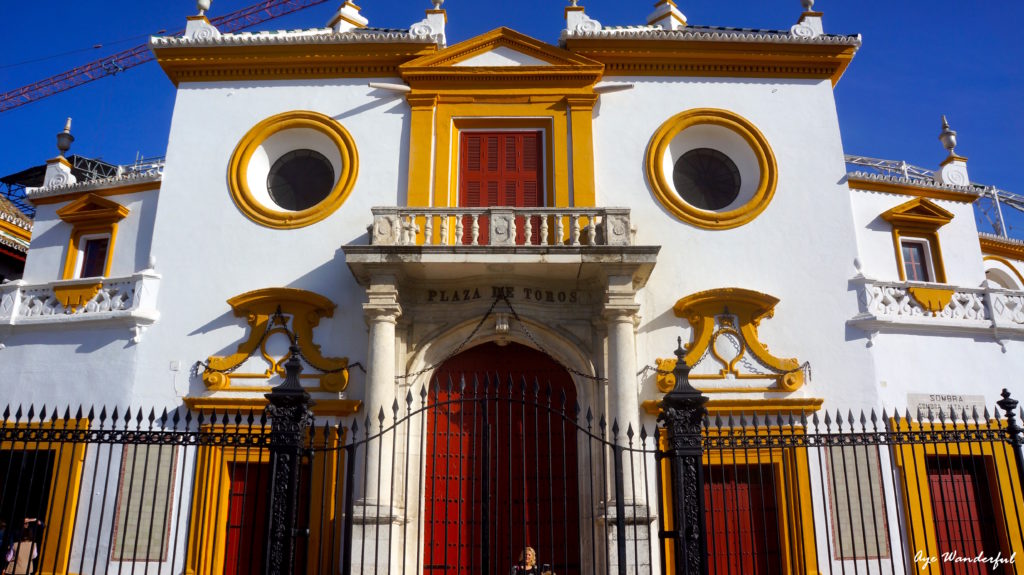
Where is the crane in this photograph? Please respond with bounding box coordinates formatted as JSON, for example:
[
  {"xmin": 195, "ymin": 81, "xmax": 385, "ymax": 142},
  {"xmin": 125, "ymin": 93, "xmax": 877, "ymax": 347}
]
[{"xmin": 0, "ymin": 0, "xmax": 331, "ymax": 113}]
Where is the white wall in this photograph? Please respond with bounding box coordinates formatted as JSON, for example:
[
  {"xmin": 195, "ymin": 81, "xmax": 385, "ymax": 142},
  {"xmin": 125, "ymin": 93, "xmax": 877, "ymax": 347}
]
[{"xmin": 591, "ymin": 76, "xmax": 880, "ymax": 411}]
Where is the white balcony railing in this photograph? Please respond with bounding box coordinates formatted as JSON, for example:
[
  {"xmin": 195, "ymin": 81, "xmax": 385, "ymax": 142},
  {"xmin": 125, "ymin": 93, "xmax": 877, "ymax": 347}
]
[
  {"xmin": 369, "ymin": 207, "xmax": 633, "ymax": 247},
  {"xmin": 849, "ymin": 278, "xmax": 1024, "ymax": 345},
  {"xmin": 0, "ymin": 272, "xmax": 160, "ymax": 340}
]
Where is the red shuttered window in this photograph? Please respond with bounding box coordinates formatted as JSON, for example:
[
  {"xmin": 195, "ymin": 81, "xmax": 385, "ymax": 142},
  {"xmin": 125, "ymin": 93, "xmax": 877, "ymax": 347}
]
[{"xmin": 459, "ymin": 132, "xmax": 543, "ymax": 244}]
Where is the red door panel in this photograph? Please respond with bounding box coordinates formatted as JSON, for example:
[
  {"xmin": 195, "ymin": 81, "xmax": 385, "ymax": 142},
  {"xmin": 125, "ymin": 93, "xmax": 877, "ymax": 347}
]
[
  {"xmin": 927, "ymin": 457, "xmax": 1002, "ymax": 575},
  {"xmin": 704, "ymin": 465, "xmax": 782, "ymax": 575},
  {"xmin": 424, "ymin": 343, "xmax": 579, "ymax": 575}
]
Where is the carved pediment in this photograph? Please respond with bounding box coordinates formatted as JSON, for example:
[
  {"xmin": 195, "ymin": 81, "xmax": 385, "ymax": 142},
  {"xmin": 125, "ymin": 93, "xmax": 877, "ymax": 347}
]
[
  {"xmin": 881, "ymin": 198, "xmax": 954, "ymax": 229},
  {"xmin": 56, "ymin": 194, "xmax": 129, "ymax": 225},
  {"xmin": 400, "ymin": 27, "xmax": 603, "ymax": 87}
]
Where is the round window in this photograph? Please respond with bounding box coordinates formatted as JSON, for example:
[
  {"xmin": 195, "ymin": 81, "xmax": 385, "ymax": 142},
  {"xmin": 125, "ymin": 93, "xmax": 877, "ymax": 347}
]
[
  {"xmin": 266, "ymin": 149, "xmax": 336, "ymax": 211},
  {"xmin": 672, "ymin": 148, "xmax": 741, "ymax": 210}
]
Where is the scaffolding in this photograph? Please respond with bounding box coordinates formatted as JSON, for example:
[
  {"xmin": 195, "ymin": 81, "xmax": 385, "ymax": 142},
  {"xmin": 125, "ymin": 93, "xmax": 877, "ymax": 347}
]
[{"xmin": 846, "ymin": 154, "xmax": 1024, "ymax": 240}]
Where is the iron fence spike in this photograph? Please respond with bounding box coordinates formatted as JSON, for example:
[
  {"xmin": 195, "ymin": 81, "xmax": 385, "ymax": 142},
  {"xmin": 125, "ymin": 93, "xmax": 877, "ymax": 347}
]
[
  {"xmin": 626, "ymin": 423, "xmax": 634, "ymax": 440},
  {"xmin": 112, "ymin": 406, "xmax": 120, "ymax": 422},
  {"xmin": 392, "ymin": 399, "xmax": 400, "ymax": 415},
  {"xmin": 983, "ymin": 406, "xmax": 992, "ymax": 420},
  {"xmin": 870, "ymin": 409, "xmax": 878, "ymax": 424},
  {"xmin": 14, "ymin": 405, "xmax": 23, "ymax": 422},
  {"xmin": 971, "ymin": 405, "xmax": 980, "ymax": 423},
  {"xmin": 246, "ymin": 410, "xmax": 255, "ymax": 425},
  {"xmin": 86, "ymin": 406, "xmax": 95, "ymax": 421},
  {"xmin": 822, "ymin": 410, "xmax": 831, "ymax": 429},
  {"xmin": 377, "ymin": 407, "xmax": 386, "ymax": 424},
  {"xmin": 27, "ymin": 405, "xmax": 35, "ymax": 421},
  {"xmin": 419, "ymin": 384, "xmax": 428, "ymax": 400},
  {"xmin": 639, "ymin": 425, "xmax": 648, "ymax": 442},
  {"xmin": 811, "ymin": 411, "xmax": 819, "ymax": 428},
  {"xmin": 406, "ymin": 390, "xmax": 414, "ymax": 406},
  {"xmin": 2, "ymin": 406, "xmax": 9, "ymax": 420},
  {"xmin": 611, "ymin": 419, "xmax": 619, "ymax": 437},
  {"xmin": 585, "ymin": 407, "xmax": 593, "ymax": 425},
  {"xmin": 172, "ymin": 408, "xmax": 180, "ymax": 427},
  {"xmin": 351, "ymin": 418, "xmax": 359, "ymax": 434},
  {"xmin": 459, "ymin": 373, "xmax": 467, "ymax": 394},
  {"xmin": 904, "ymin": 408, "xmax": 913, "ymax": 424},
  {"xmin": 159, "ymin": 407, "xmax": 169, "ymax": 425},
  {"xmin": 234, "ymin": 410, "xmax": 242, "ymax": 425}
]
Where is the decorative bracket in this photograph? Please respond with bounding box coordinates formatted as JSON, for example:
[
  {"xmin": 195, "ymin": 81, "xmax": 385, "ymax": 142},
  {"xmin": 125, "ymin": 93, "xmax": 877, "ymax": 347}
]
[
  {"xmin": 201, "ymin": 287, "xmax": 349, "ymax": 392},
  {"xmin": 659, "ymin": 288, "xmax": 805, "ymax": 392}
]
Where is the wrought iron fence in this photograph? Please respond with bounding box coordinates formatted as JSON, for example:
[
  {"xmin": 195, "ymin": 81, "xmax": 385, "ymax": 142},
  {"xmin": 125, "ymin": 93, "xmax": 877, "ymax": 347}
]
[{"xmin": 0, "ymin": 345, "xmax": 1022, "ymax": 575}]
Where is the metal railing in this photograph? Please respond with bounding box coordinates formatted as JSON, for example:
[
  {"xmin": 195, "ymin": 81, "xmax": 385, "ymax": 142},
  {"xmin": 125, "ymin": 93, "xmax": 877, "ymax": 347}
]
[{"xmin": 1, "ymin": 344, "xmax": 1023, "ymax": 574}]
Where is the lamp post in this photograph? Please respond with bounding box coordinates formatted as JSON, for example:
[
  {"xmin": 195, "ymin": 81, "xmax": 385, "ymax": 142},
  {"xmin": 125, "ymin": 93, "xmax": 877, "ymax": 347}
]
[
  {"xmin": 264, "ymin": 343, "xmax": 314, "ymax": 575},
  {"xmin": 657, "ymin": 337, "xmax": 709, "ymax": 575}
]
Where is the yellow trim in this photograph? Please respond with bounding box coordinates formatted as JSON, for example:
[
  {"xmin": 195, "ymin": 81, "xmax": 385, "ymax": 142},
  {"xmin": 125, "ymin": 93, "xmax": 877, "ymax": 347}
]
[
  {"xmin": 31, "ymin": 181, "xmax": 160, "ymax": 205},
  {"xmin": 153, "ymin": 42, "xmax": 437, "ymax": 85},
  {"xmin": 907, "ymin": 287, "xmax": 955, "ymax": 313},
  {"xmin": 565, "ymin": 36, "xmax": 857, "ymax": 86},
  {"xmin": 0, "ymin": 217, "xmax": 31, "ymax": 242},
  {"xmin": 185, "ymin": 424, "xmax": 343, "ymax": 575},
  {"xmin": 201, "ymin": 287, "xmax": 350, "ymax": 392},
  {"xmin": 52, "ymin": 281, "xmax": 103, "ymax": 313},
  {"xmin": 670, "ymin": 288, "xmax": 804, "ymax": 392},
  {"xmin": 643, "ymin": 397, "xmax": 824, "ymax": 415},
  {"xmin": 891, "ymin": 419, "xmax": 1024, "ymax": 574},
  {"xmin": 227, "ymin": 110, "xmax": 359, "ymax": 229},
  {"xmin": 939, "ymin": 153, "xmax": 968, "ymax": 167},
  {"xmin": 1, "ymin": 417, "xmax": 89, "ymax": 575},
  {"xmin": 659, "ymin": 425, "xmax": 819, "ymax": 574},
  {"xmin": 182, "ymin": 396, "xmax": 361, "ymax": 417},
  {"xmin": 980, "ymin": 236, "xmax": 1024, "ymax": 261},
  {"xmin": 399, "ymin": 29, "xmax": 602, "ymax": 213},
  {"xmin": 56, "ymin": 194, "xmax": 129, "ymax": 279},
  {"xmin": 881, "ymin": 198, "xmax": 953, "ymax": 283},
  {"xmin": 646, "ymin": 108, "xmax": 778, "ymax": 230},
  {"xmin": 847, "ymin": 175, "xmax": 978, "ymax": 203},
  {"xmin": 983, "ymin": 255, "xmax": 1024, "ymax": 287}
]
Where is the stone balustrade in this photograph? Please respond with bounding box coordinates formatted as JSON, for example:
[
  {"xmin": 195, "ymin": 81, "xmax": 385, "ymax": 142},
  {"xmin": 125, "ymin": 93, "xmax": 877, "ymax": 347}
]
[
  {"xmin": 0, "ymin": 271, "xmax": 161, "ymax": 339},
  {"xmin": 369, "ymin": 207, "xmax": 632, "ymax": 247},
  {"xmin": 849, "ymin": 278, "xmax": 1024, "ymax": 344}
]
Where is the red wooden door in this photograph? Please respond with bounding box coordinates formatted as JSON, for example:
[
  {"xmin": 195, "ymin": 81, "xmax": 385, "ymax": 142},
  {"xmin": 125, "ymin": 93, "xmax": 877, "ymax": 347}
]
[
  {"xmin": 423, "ymin": 342, "xmax": 579, "ymax": 575},
  {"xmin": 224, "ymin": 463, "xmax": 270, "ymax": 575},
  {"xmin": 704, "ymin": 465, "xmax": 782, "ymax": 574},
  {"xmin": 459, "ymin": 132, "xmax": 543, "ymax": 245},
  {"xmin": 927, "ymin": 458, "xmax": 1002, "ymax": 574}
]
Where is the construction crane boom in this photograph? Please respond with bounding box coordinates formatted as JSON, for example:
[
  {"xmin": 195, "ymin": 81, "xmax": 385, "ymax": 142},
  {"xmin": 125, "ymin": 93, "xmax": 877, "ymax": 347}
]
[{"xmin": 0, "ymin": 0, "xmax": 331, "ymax": 113}]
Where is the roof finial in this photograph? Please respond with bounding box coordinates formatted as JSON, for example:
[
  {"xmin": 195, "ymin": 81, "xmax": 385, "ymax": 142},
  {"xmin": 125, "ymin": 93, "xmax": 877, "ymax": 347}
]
[
  {"xmin": 801, "ymin": 0, "xmax": 814, "ymax": 10},
  {"xmin": 197, "ymin": 0, "xmax": 211, "ymax": 16},
  {"xmin": 56, "ymin": 118, "xmax": 74, "ymax": 157},
  {"xmin": 432, "ymin": 0, "xmax": 443, "ymax": 7},
  {"xmin": 939, "ymin": 115, "xmax": 957, "ymax": 157},
  {"xmin": 569, "ymin": 0, "xmax": 579, "ymax": 6},
  {"xmin": 329, "ymin": 1, "xmax": 369, "ymax": 33}
]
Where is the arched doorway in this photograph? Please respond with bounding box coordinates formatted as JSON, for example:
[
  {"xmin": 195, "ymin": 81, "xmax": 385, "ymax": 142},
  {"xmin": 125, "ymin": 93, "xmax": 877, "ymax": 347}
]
[{"xmin": 423, "ymin": 342, "xmax": 582, "ymax": 575}]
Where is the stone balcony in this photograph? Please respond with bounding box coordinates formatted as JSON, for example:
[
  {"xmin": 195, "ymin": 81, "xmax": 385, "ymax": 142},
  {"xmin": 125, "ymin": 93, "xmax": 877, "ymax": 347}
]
[
  {"xmin": 368, "ymin": 206, "xmax": 633, "ymax": 247},
  {"xmin": 0, "ymin": 271, "xmax": 161, "ymax": 341},
  {"xmin": 848, "ymin": 277, "xmax": 1024, "ymax": 347},
  {"xmin": 349, "ymin": 207, "xmax": 654, "ymax": 286}
]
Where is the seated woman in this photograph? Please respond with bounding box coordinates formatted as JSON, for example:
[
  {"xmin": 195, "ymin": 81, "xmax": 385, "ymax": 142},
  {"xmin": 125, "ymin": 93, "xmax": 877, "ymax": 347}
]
[{"xmin": 512, "ymin": 547, "xmax": 553, "ymax": 575}]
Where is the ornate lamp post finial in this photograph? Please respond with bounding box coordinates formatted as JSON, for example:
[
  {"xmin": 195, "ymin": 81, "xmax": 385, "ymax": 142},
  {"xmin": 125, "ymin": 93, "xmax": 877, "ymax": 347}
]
[
  {"xmin": 939, "ymin": 115, "xmax": 958, "ymax": 157},
  {"xmin": 56, "ymin": 117, "xmax": 74, "ymax": 157}
]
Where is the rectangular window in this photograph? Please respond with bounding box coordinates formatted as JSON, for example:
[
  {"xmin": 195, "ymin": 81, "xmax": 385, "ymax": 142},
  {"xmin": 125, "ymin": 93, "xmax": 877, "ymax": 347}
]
[
  {"xmin": 79, "ymin": 236, "xmax": 110, "ymax": 278},
  {"xmin": 900, "ymin": 239, "xmax": 932, "ymax": 282},
  {"xmin": 459, "ymin": 131, "xmax": 544, "ymax": 245},
  {"xmin": 827, "ymin": 445, "xmax": 890, "ymax": 559}
]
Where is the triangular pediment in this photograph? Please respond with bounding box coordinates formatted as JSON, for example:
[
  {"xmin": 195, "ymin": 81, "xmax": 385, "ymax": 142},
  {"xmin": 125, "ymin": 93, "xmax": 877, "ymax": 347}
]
[
  {"xmin": 401, "ymin": 27, "xmax": 603, "ymax": 82},
  {"xmin": 881, "ymin": 198, "xmax": 954, "ymax": 228},
  {"xmin": 56, "ymin": 193, "xmax": 130, "ymax": 225}
]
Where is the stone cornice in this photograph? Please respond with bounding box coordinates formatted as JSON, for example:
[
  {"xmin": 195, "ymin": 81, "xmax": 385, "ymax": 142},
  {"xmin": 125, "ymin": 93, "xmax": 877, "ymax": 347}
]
[
  {"xmin": 980, "ymin": 233, "xmax": 1024, "ymax": 261},
  {"xmin": 847, "ymin": 171, "xmax": 979, "ymax": 203},
  {"xmin": 26, "ymin": 172, "xmax": 162, "ymax": 203},
  {"xmin": 563, "ymin": 25, "xmax": 861, "ymax": 47},
  {"xmin": 149, "ymin": 28, "xmax": 435, "ymax": 49}
]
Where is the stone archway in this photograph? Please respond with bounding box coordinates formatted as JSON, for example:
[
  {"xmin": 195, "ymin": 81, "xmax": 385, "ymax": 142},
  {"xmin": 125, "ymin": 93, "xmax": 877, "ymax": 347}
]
[{"xmin": 422, "ymin": 342, "xmax": 582, "ymax": 575}]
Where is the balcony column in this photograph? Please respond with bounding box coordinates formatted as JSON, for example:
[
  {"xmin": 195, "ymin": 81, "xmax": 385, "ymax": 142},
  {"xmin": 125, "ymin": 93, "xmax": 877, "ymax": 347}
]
[
  {"xmin": 355, "ymin": 274, "xmax": 403, "ymax": 572},
  {"xmin": 603, "ymin": 273, "xmax": 641, "ymax": 499}
]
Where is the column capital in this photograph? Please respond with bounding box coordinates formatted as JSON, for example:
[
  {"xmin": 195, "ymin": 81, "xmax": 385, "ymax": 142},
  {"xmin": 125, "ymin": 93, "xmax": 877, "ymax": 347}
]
[
  {"xmin": 363, "ymin": 303, "xmax": 401, "ymax": 324},
  {"xmin": 602, "ymin": 304, "xmax": 640, "ymax": 322}
]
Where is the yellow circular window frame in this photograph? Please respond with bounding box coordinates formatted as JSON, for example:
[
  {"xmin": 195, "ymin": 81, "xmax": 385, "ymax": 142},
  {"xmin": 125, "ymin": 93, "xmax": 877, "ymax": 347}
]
[
  {"xmin": 645, "ymin": 108, "xmax": 778, "ymax": 230},
  {"xmin": 228, "ymin": 110, "xmax": 359, "ymax": 229}
]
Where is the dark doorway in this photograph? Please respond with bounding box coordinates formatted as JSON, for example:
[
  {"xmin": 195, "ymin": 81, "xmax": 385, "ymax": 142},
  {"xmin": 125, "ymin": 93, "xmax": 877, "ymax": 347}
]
[{"xmin": 423, "ymin": 342, "xmax": 581, "ymax": 575}]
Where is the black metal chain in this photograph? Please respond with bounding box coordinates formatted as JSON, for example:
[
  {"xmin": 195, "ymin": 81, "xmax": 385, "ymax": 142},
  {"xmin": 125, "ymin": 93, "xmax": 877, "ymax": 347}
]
[
  {"xmin": 396, "ymin": 293, "xmax": 608, "ymax": 383},
  {"xmin": 191, "ymin": 307, "xmax": 367, "ymax": 379},
  {"xmin": 395, "ymin": 295, "xmax": 504, "ymax": 380}
]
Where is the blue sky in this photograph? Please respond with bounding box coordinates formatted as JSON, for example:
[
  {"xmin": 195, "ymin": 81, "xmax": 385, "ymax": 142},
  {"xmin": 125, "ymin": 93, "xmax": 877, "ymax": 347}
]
[{"xmin": 2, "ymin": 1, "xmax": 1022, "ymax": 232}]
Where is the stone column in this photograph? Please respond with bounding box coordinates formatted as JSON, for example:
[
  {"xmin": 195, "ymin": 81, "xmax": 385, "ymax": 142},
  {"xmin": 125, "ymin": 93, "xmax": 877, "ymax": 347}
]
[
  {"xmin": 602, "ymin": 273, "xmax": 641, "ymax": 498},
  {"xmin": 355, "ymin": 274, "xmax": 402, "ymax": 573},
  {"xmin": 603, "ymin": 274, "xmax": 651, "ymax": 574}
]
